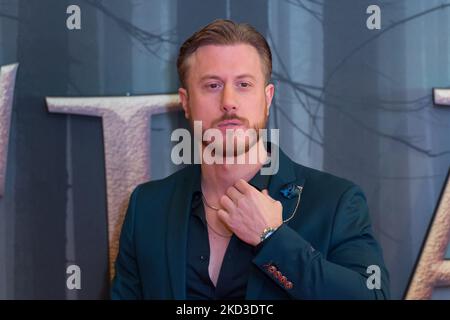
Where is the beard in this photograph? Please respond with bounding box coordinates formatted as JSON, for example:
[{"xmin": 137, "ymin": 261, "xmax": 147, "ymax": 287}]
[
  {"xmin": 218, "ymin": 114, "xmax": 267, "ymax": 158},
  {"xmin": 189, "ymin": 105, "xmax": 269, "ymax": 158}
]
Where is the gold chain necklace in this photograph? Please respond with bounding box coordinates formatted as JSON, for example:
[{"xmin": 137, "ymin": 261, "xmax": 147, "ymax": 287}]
[
  {"xmin": 207, "ymin": 221, "xmax": 233, "ymax": 238},
  {"xmin": 202, "ymin": 193, "xmax": 220, "ymax": 211},
  {"xmin": 201, "ymin": 193, "xmax": 233, "ymax": 238}
]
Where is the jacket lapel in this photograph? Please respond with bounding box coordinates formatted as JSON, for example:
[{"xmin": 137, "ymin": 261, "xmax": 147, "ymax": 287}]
[{"xmin": 166, "ymin": 165, "xmax": 200, "ymax": 299}]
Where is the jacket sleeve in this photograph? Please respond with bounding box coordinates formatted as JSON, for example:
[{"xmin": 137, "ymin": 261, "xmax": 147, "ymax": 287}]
[
  {"xmin": 252, "ymin": 184, "xmax": 390, "ymax": 299},
  {"xmin": 110, "ymin": 185, "xmax": 143, "ymax": 300}
]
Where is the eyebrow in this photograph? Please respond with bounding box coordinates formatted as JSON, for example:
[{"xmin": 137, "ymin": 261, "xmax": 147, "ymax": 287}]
[
  {"xmin": 199, "ymin": 75, "xmax": 221, "ymax": 82},
  {"xmin": 199, "ymin": 74, "xmax": 257, "ymax": 82},
  {"xmin": 236, "ymin": 74, "xmax": 256, "ymax": 80}
]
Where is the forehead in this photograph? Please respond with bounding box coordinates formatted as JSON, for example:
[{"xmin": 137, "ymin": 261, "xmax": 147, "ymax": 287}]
[{"xmin": 186, "ymin": 44, "xmax": 264, "ymax": 80}]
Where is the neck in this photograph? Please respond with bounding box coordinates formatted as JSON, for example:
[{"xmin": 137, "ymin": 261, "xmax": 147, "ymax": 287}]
[{"xmin": 200, "ymin": 139, "xmax": 268, "ymax": 201}]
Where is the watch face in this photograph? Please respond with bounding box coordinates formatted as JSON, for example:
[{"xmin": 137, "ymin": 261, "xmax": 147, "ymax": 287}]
[{"xmin": 261, "ymin": 228, "xmax": 276, "ymax": 242}]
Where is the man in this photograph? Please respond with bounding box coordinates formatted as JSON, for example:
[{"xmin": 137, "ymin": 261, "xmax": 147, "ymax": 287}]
[{"xmin": 111, "ymin": 19, "xmax": 389, "ymax": 299}]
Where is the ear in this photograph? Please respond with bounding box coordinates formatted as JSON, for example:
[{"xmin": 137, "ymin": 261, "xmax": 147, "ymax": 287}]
[
  {"xmin": 178, "ymin": 87, "xmax": 190, "ymax": 119},
  {"xmin": 264, "ymin": 83, "xmax": 275, "ymax": 116}
]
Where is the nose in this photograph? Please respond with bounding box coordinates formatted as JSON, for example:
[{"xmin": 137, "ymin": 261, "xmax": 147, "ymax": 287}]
[{"xmin": 220, "ymin": 84, "xmax": 238, "ymax": 113}]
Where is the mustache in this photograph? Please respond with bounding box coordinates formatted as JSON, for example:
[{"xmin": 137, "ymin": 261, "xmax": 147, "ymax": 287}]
[{"xmin": 211, "ymin": 114, "xmax": 249, "ymax": 127}]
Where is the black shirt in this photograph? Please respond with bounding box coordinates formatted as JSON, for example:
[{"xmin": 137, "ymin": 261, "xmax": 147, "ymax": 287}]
[{"xmin": 186, "ymin": 170, "xmax": 271, "ymax": 300}]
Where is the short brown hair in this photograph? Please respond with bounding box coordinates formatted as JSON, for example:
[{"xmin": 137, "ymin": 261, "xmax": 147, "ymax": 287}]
[{"xmin": 177, "ymin": 19, "xmax": 272, "ymax": 88}]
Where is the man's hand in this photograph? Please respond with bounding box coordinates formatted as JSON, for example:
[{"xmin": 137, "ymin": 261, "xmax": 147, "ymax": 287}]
[{"xmin": 217, "ymin": 179, "xmax": 283, "ymax": 246}]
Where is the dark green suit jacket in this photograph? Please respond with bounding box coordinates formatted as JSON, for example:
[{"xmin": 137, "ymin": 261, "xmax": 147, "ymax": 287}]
[{"xmin": 111, "ymin": 148, "xmax": 389, "ymax": 299}]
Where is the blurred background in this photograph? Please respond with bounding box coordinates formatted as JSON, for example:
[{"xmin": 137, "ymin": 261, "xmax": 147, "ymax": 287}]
[{"xmin": 0, "ymin": 0, "xmax": 450, "ymax": 299}]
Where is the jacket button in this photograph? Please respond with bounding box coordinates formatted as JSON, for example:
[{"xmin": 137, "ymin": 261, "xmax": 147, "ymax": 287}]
[
  {"xmin": 268, "ymin": 266, "xmax": 277, "ymax": 273},
  {"xmin": 285, "ymin": 281, "xmax": 293, "ymax": 289},
  {"xmin": 280, "ymin": 276, "xmax": 287, "ymax": 284},
  {"xmin": 275, "ymin": 271, "xmax": 282, "ymax": 280}
]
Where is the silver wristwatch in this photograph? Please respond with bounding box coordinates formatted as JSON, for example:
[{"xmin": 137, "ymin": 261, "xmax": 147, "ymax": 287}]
[{"xmin": 260, "ymin": 227, "xmax": 278, "ymax": 243}]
